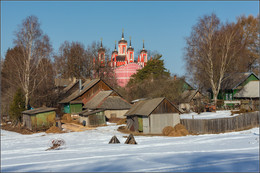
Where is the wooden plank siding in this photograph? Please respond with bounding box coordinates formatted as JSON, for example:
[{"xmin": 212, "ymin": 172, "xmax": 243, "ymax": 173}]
[
  {"xmin": 77, "ymin": 80, "xmax": 114, "ymax": 104},
  {"xmin": 152, "ymin": 99, "xmax": 179, "ymax": 114},
  {"xmin": 181, "ymin": 111, "xmax": 259, "ymax": 134}
]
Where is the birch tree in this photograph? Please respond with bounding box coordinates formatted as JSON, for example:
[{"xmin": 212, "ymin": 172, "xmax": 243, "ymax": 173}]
[
  {"xmin": 13, "ymin": 15, "xmax": 52, "ymax": 109},
  {"xmin": 184, "ymin": 13, "xmax": 245, "ymax": 105}
]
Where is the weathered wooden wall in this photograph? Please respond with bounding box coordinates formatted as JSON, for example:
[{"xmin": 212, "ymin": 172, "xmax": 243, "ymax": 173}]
[{"xmin": 181, "ymin": 111, "xmax": 259, "ymax": 134}]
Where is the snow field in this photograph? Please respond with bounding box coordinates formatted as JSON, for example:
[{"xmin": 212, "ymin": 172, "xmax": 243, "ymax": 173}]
[{"xmin": 1, "ymin": 124, "xmax": 259, "ymax": 172}]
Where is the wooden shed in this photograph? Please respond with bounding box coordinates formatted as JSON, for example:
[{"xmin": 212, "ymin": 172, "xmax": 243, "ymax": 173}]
[
  {"xmin": 22, "ymin": 107, "xmax": 56, "ymax": 131},
  {"xmin": 78, "ymin": 109, "xmax": 106, "ymax": 127},
  {"xmin": 125, "ymin": 97, "xmax": 181, "ymax": 134}
]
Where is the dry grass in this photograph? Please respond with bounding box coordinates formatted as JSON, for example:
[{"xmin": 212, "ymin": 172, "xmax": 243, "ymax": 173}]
[{"xmin": 163, "ymin": 124, "xmax": 189, "ymax": 137}]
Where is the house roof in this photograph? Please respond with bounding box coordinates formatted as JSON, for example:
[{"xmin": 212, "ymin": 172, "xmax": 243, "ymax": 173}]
[
  {"xmin": 234, "ymin": 81, "xmax": 259, "ymax": 98},
  {"xmin": 83, "ymin": 91, "xmax": 131, "ymax": 110},
  {"xmin": 22, "ymin": 107, "xmax": 56, "ymax": 115},
  {"xmin": 221, "ymin": 72, "xmax": 259, "ymax": 90},
  {"xmin": 59, "ymin": 79, "xmax": 101, "ymax": 104},
  {"xmin": 180, "ymin": 89, "xmax": 199, "ymax": 103},
  {"xmin": 98, "ymin": 96, "xmax": 131, "ymax": 110},
  {"xmin": 125, "ymin": 97, "xmax": 180, "ymax": 117},
  {"xmin": 59, "ymin": 78, "xmax": 119, "ymax": 104},
  {"xmin": 79, "ymin": 109, "xmax": 104, "ymax": 116},
  {"xmin": 83, "ymin": 91, "xmax": 113, "ymax": 109},
  {"xmin": 63, "ymin": 79, "xmax": 79, "ymax": 93}
]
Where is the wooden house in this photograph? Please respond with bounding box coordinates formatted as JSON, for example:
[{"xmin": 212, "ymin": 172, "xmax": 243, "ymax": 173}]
[
  {"xmin": 59, "ymin": 78, "xmax": 120, "ymax": 114},
  {"xmin": 22, "ymin": 107, "xmax": 56, "ymax": 131},
  {"xmin": 125, "ymin": 97, "xmax": 181, "ymax": 134},
  {"xmin": 209, "ymin": 72, "xmax": 259, "ymax": 107},
  {"xmin": 234, "ymin": 80, "xmax": 259, "ymax": 110},
  {"xmin": 179, "ymin": 89, "xmax": 204, "ymax": 112},
  {"xmin": 78, "ymin": 109, "xmax": 106, "ymax": 127},
  {"xmin": 83, "ymin": 90, "xmax": 131, "ymax": 119}
]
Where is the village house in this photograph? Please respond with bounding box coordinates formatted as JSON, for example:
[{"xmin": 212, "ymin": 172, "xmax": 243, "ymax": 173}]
[
  {"xmin": 209, "ymin": 72, "xmax": 259, "ymax": 108},
  {"xmin": 22, "ymin": 107, "xmax": 57, "ymax": 131},
  {"xmin": 59, "ymin": 78, "xmax": 131, "ymax": 119},
  {"xmin": 125, "ymin": 97, "xmax": 181, "ymax": 134},
  {"xmin": 179, "ymin": 89, "xmax": 205, "ymax": 112},
  {"xmin": 83, "ymin": 90, "xmax": 131, "ymax": 119}
]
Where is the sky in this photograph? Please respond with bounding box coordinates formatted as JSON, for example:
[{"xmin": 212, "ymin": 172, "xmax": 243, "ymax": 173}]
[{"xmin": 1, "ymin": 1, "xmax": 259, "ymax": 76}]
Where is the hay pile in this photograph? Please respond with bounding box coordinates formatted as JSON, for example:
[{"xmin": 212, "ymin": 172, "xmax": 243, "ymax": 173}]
[
  {"xmin": 162, "ymin": 126, "xmax": 174, "ymax": 136},
  {"xmin": 46, "ymin": 126, "xmax": 64, "ymax": 134},
  {"xmin": 61, "ymin": 114, "xmax": 72, "ymax": 123},
  {"xmin": 163, "ymin": 124, "xmax": 189, "ymax": 137}
]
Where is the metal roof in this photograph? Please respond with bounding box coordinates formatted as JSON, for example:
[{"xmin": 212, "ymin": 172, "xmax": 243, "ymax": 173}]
[{"xmin": 22, "ymin": 107, "xmax": 56, "ymax": 115}]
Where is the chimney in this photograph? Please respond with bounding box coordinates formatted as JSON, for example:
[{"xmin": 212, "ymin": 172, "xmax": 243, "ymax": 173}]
[
  {"xmin": 79, "ymin": 79, "xmax": 82, "ymax": 92},
  {"xmin": 174, "ymin": 75, "xmax": 177, "ymax": 81}
]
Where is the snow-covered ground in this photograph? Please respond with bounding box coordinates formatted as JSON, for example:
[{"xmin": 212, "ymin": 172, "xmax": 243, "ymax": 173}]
[
  {"xmin": 181, "ymin": 110, "xmax": 239, "ymax": 119},
  {"xmin": 1, "ymin": 123, "xmax": 259, "ymax": 172}
]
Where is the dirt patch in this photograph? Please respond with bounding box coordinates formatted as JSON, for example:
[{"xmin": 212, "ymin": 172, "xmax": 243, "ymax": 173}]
[
  {"xmin": 62, "ymin": 123, "xmax": 95, "ymax": 132},
  {"xmin": 116, "ymin": 118, "xmax": 126, "ymax": 125},
  {"xmin": 46, "ymin": 126, "xmax": 65, "ymax": 134},
  {"xmin": 1, "ymin": 124, "xmax": 34, "ymax": 135}
]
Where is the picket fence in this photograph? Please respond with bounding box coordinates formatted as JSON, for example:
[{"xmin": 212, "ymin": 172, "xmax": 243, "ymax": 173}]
[{"xmin": 180, "ymin": 111, "xmax": 259, "ymax": 134}]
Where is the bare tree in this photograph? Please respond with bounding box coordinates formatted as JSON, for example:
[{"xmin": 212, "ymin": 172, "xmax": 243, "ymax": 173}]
[
  {"xmin": 184, "ymin": 13, "xmax": 245, "ymax": 105},
  {"xmin": 13, "ymin": 15, "xmax": 52, "ymax": 108},
  {"xmin": 54, "ymin": 41, "xmax": 93, "ymax": 79}
]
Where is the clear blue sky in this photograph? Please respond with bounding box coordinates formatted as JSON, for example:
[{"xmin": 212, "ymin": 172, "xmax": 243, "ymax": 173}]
[{"xmin": 1, "ymin": 1, "xmax": 259, "ymax": 76}]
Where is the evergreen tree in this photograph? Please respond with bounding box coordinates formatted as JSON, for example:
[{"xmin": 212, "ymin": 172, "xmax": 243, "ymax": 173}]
[
  {"xmin": 9, "ymin": 88, "xmax": 26, "ymax": 122},
  {"xmin": 128, "ymin": 54, "xmax": 170, "ymax": 85}
]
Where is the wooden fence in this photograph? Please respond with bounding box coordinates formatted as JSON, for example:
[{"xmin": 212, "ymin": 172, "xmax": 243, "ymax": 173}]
[{"xmin": 180, "ymin": 111, "xmax": 259, "ymax": 134}]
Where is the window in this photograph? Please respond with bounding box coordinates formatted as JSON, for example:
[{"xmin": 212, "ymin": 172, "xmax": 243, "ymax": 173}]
[
  {"xmin": 226, "ymin": 93, "xmax": 229, "ymax": 100},
  {"xmin": 229, "ymin": 93, "xmax": 232, "ymax": 100},
  {"xmin": 130, "ymin": 53, "xmax": 133, "ymax": 60},
  {"xmin": 123, "ymin": 47, "xmax": 125, "ymax": 54}
]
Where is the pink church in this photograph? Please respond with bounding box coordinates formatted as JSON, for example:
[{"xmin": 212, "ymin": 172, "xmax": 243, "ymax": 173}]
[{"xmin": 97, "ymin": 31, "xmax": 149, "ymax": 87}]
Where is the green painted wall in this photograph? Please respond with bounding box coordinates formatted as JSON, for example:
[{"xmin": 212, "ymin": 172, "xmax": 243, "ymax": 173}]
[
  {"xmin": 63, "ymin": 104, "xmax": 70, "ymax": 113},
  {"xmin": 138, "ymin": 116, "xmax": 143, "ymax": 132},
  {"xmin": 70, "ymin": 104, "xmax": 82, "ymax": 114},
  {"xmin": 29, "ymin": 111, "xmax": 56, "ymax": 130}
]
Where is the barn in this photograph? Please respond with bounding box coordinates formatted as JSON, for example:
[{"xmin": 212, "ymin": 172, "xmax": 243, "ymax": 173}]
[
  {"xmin": 22, "ymin": 107, "xmax": 57, "ymax": 131},
  {"xmin": 78, "ymin": 109, "xmax": 106, "ymax": 127},
  {"xmin": 125, "ymin": 97, "xmax": 181, "ymax": 134}
]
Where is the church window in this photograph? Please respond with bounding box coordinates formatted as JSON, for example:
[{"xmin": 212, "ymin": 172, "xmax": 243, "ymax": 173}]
[{"xmin": 123, "ymin": 47, "xmax": 125, "ymax": 54}]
